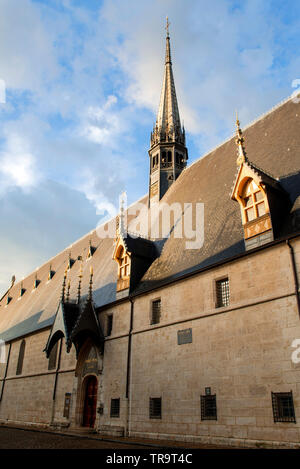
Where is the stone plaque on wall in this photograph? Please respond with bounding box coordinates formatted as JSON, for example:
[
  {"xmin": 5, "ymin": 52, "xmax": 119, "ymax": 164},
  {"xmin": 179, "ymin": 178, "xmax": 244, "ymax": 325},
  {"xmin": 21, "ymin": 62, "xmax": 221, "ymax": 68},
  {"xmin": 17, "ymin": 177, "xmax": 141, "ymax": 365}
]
[{"xmin": 177, "ymin": 328, "xmax": 192, "ymax": 345}]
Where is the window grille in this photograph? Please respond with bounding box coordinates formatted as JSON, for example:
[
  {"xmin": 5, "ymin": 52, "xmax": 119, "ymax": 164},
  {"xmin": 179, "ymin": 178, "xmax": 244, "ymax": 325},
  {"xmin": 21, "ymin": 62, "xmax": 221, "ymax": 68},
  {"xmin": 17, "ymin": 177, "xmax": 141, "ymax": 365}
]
[
  {"xmin": 151, "ymin": 299, "xmax": 161, "ymax": 325},
  {"xmin": 216, "ymin": 278, "xmax": 230, "ymax": 308},
  {"xmin": 110, "ymin": 398, "xmax": 120, "ymax": 418},
  {"xmin": 271, "ymin": 391, "xmax": 296, "ymax": 423},
  {"xmin": 201, "ymin": 395, "xmax": 217, "ymax": 420},
  {"xmin": 149, "ymin": 397, "xmax": 162, "ymax": 419}
]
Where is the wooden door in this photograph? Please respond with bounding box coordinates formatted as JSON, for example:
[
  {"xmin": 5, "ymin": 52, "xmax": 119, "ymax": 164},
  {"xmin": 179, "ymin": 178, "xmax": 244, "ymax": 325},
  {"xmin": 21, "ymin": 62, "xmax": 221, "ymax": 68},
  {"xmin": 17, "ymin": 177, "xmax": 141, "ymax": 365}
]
[{"xmin": 82, "ymin": 376, "xmax": 98, "ymax": 427}]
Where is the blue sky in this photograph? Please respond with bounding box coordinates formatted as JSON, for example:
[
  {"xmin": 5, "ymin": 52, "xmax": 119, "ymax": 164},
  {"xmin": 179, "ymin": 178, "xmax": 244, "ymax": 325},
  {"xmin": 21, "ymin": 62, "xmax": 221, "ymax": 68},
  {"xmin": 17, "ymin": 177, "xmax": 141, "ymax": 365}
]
[{"xmin": 0, "ymin": 0, "xmax": 300, "ymax": 295}]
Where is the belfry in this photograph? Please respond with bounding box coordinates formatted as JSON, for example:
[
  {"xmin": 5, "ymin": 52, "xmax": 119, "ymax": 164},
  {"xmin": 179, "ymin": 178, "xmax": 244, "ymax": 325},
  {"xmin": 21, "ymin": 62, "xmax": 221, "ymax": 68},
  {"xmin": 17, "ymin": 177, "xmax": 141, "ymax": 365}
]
[{"xmin": 148, "ymin": 18, "xmax": 188, "ymax": 206}]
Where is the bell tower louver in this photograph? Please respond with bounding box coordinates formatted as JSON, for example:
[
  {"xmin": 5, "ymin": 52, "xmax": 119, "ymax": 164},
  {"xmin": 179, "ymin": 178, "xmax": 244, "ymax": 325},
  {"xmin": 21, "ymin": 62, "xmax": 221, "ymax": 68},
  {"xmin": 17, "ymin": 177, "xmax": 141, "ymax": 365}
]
[{"xmin": 148, "ymin": 18, "xmax": 188, "ymax": 206}]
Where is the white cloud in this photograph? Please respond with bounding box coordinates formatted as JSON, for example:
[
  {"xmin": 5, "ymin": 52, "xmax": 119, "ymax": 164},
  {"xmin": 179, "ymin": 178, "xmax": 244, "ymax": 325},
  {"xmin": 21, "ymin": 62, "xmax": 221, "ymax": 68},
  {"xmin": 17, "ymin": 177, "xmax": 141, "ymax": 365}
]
[{"xmin": 0, "ymin": 133, "xmax": 40, "ymax": 194}]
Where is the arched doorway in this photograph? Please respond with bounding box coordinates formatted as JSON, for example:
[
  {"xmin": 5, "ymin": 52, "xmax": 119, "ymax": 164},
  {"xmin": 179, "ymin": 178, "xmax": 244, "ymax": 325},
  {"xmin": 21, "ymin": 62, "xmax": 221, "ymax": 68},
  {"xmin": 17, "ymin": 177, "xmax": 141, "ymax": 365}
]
[{"xmin": 82, "ymin": 376, "xmax": 98, "ymax": 428}]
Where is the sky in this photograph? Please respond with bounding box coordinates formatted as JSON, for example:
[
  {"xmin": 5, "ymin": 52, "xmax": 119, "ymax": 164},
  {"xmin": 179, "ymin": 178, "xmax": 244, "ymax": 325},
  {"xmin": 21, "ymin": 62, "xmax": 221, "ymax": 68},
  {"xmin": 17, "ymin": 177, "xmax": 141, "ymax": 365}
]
[{"xmin": 0, "ymin": 0, "xmax": 300, "ymax": 296}]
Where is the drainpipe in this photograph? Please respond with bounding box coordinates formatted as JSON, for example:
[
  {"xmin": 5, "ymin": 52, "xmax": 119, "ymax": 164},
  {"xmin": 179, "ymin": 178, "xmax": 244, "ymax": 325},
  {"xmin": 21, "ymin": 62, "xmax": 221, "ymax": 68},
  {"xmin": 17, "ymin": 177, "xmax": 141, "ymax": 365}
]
[
  {"xmin": 125, "ymin": 298, "xmax": 134, "ymax": 436},
  {"xmin": 0, "ymin": 342, "xmax": 11, "ymax": 402},
  {"xmin": 287, "ymin": 240, "xmax": 300, "ymax": 317},
  {"xmin": 51, "ymin": 338, "xmax": 63, "ymax": 425}
]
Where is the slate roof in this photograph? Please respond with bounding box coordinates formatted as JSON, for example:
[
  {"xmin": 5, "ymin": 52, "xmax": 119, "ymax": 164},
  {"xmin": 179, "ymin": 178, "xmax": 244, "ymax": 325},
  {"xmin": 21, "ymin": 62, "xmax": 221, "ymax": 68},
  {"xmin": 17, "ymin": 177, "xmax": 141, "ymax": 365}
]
[{"xmin": 0, "ymin": 95, "xmax": 299, "ymax": 341}]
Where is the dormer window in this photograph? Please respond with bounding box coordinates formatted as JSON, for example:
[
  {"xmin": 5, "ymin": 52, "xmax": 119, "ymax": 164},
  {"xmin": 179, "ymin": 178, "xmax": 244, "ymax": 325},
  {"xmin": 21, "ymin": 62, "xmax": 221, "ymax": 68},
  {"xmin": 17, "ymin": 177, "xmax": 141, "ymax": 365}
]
[
  {"xmin": 6, "ymin": 296, "xmax": 12, "ymax": 305},
  {"xmin": 48, "ymin": 265, "xmax": 55, "ymax": 281},
  {"xmin": 19, "ymin": 283, "xmax": 26, "ymax": 297},
  {"xmin": 117, "ymin": 246, "xmax": 130, "ymax": 279},
  {"xmin": 242, "ymin": 179, "xmax": 267, "ymax": 223}
]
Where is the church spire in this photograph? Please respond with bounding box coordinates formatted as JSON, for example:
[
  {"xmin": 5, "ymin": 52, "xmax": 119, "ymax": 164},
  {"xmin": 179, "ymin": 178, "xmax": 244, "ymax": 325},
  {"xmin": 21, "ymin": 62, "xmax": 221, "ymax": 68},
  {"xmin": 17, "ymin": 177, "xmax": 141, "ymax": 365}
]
[
  {"xmin": 148, "ymin": 18, "xmax": 188, "ymax": 206},
  {"xmin": 151, "ymin": 18, "xmax": 184, "ymax": 147}
]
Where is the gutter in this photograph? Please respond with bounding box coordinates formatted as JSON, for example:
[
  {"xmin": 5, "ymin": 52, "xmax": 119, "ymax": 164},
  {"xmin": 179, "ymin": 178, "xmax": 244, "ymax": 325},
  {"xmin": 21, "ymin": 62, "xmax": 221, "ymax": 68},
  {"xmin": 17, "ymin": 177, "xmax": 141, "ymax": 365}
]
[
  {"xmin": 286, "ymin": 240, "xmax": 300, "ymax": 316},
  {"xmin": 125, "ymin": 298, "xmax": 134, "ymax": 437}
]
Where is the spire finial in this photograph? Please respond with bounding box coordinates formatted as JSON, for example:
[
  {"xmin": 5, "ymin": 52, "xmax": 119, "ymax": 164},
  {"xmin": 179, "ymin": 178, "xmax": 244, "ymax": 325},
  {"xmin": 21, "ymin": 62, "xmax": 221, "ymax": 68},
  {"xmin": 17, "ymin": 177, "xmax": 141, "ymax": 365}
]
[
  {"xmin": 77, "ymin": 261, "xmax": 83, "ymax": 304},
  {"xmin": 166, "ymin": 16, "xmax": 170, "ymax": 37},
  {"xmin": 61, "ymin": 268, "xmax": 68, "ymax": 302},
  {"xmin": 235, "ymin": 111, "xmax": 247, "ymax": 165},
  {"xmin": 88, "ymin": 266, "xmax": 93, "ymax": 302},
  {"xmin": 66, "ymin": 279, "xmax": 71, "ymax": 302}
]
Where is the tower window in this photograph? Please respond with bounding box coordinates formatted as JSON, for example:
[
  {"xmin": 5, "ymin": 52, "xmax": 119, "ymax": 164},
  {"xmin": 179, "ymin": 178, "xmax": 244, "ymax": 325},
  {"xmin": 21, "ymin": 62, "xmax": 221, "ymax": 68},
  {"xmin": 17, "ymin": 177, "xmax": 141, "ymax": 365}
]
[
  {"xmin": 242, "ymin": 180, "xmax": 267, "ymax": 222},
  {"xmin": 151, "ymin": 299, "xmax": 161, "ymax": 325},
  {"xmin": 149, "ymin": 397, "xmax": 162, "ymax": 419},
  {"xmin": 216, "ymin": 278, "xmax": 230, "ymax": 308},
  {"xmin": 271, "ymin": 391, "xmax": 296, "ymax": 423},
  {"xmin": 201, "ymin": 395, "xmax": 217, "ymax": 420},
  {"xmin": 110, "ymin": 398, "xmax": 120, "ymax": 418},
  {"xmin": 162, "ymin": 151, "xmax": 166, "ymax": 163},
  {"xmin": 16, "ymin": 340, "xmax": 26, "ymax": 376},
  {"xmin": 167, "ymin": 151, "xmax": 172, "ymax": 162}
]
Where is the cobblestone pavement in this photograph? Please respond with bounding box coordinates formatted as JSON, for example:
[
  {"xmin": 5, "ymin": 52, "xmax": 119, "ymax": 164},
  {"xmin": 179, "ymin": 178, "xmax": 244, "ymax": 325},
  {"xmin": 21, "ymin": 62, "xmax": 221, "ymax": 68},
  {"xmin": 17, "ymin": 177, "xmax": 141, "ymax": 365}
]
[
  {"xmin": 0, "ymin": 426, "xmax": 153, "ymax": 449},
  {"xmin": 0, "ymin": 425, "xmax": 232, "ymax": 450}
]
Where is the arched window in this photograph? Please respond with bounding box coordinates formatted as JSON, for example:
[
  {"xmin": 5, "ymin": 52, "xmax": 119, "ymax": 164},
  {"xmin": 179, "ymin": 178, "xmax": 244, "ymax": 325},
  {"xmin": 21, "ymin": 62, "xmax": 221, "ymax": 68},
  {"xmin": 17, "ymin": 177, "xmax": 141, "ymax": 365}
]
[
  {"xmin": 242, "ymin": 179, "xmax": 267, "ymax": 222},
  {"xmin": 48, "ymin": 341, "xmax": 58, "ymax": 370},
  {"xmin": 162, "ymin": 151, "xmax": 166, "ymax": 163},
  {"xmin": 16, "ymin": 340, "xmax": 25, "ymax": 375},
  {"xmin": 117, "ymin": 247, "xmax": 130, "ymax": 279},
  {"xmin": 167, "ymin": 151, "xmax": 172, "ymax": 163}
]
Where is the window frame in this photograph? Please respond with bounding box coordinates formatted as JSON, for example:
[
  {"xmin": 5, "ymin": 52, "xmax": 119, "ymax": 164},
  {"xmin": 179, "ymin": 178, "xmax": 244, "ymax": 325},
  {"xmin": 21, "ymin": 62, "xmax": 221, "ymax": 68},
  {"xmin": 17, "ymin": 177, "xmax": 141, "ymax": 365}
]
[
  {"xmin": 200, "ymin": 394, "xmax": 217, "ymax": 421},
  {"xmin": 215, "ymin": 277, "xmax": 230, "ymax": 308},
  {"xmin": 271, "ymin": 391, "xmax": 296, "ymax": 423},
  {"xmin": 150, "ymin": 298, "xmax": 161, "ymax": 325},
  {"xmin": 110, "ymin": 398, "xmax": 120, "ymax": 418},
  {"xmin": 149, "ymin": 397, "xmax": 162, "ymax": 419}
]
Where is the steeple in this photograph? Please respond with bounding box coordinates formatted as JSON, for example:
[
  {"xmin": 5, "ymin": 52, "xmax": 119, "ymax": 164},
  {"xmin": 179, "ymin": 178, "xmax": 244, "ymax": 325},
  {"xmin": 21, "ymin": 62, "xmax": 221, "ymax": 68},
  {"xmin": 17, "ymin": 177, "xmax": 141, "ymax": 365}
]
[{"xmin": 148, "ymin": 18, "xmax": 188, "ymax": 206}]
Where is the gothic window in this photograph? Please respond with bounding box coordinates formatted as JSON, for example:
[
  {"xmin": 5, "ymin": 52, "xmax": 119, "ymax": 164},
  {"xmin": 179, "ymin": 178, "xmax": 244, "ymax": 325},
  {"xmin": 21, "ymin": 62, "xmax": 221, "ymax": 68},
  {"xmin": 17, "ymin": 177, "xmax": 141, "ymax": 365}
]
[
  {"xmin": 175, "ymin": 152, "xmax": 179, "ymax": 164},
  {"xmin": 162, "ymin": 151, "xmax": 166, "ymax": 163},
  {"xmin": 16, "ymin": 340, "xmax": 25, "ymax": 375},
  {"xmin": 48, "ymin": 341, "xmax": 58, "ymax": 370},
  {"xmin": 167, "ymin": 151, "xmax": 172, "ymax": 163},
  {"xmin": 242, "ymin": 179, "xmax": 267, "ymax": 223},
  {"xmin": 116, "ymin": 246, "xmax": 130, "ymax": 279}
]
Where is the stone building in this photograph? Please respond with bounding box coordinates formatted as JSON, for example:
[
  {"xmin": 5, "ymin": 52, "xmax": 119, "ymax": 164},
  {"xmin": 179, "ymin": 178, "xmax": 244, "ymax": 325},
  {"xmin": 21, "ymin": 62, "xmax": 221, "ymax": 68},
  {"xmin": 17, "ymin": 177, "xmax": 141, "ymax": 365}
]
[{"xmin": 0, "ymin": 25, "xmax": 300, "ymax": 448}]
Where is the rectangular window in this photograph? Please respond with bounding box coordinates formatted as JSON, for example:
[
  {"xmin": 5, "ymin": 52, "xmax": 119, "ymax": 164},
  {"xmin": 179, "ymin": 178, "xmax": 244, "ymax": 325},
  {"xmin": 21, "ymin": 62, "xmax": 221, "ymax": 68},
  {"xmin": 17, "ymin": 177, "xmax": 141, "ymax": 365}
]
[
  {"xmin": 201, "ymin": 395, "xmax": 217, "ymax": 420},
  {"xmin": 216, "ymin": 278, "xmax": 230, "ymax": 308},
  {"xmin": 149, "ymin": 397, "xmax": 162, "ymax": 419},
  {"xmin": 106, "ymin": 314, "xmax": 113, "ymax": 336},
  {"xmin": 151, "ymin": 299, "xmax": 161, "ymax": 325},
  {"xmin": 271, "ymin": 391, "xmax": 296, "ymax": 423},
  {"xmin": 110, "ymin": 398, "xmax": 120, "ymax": 418}
]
